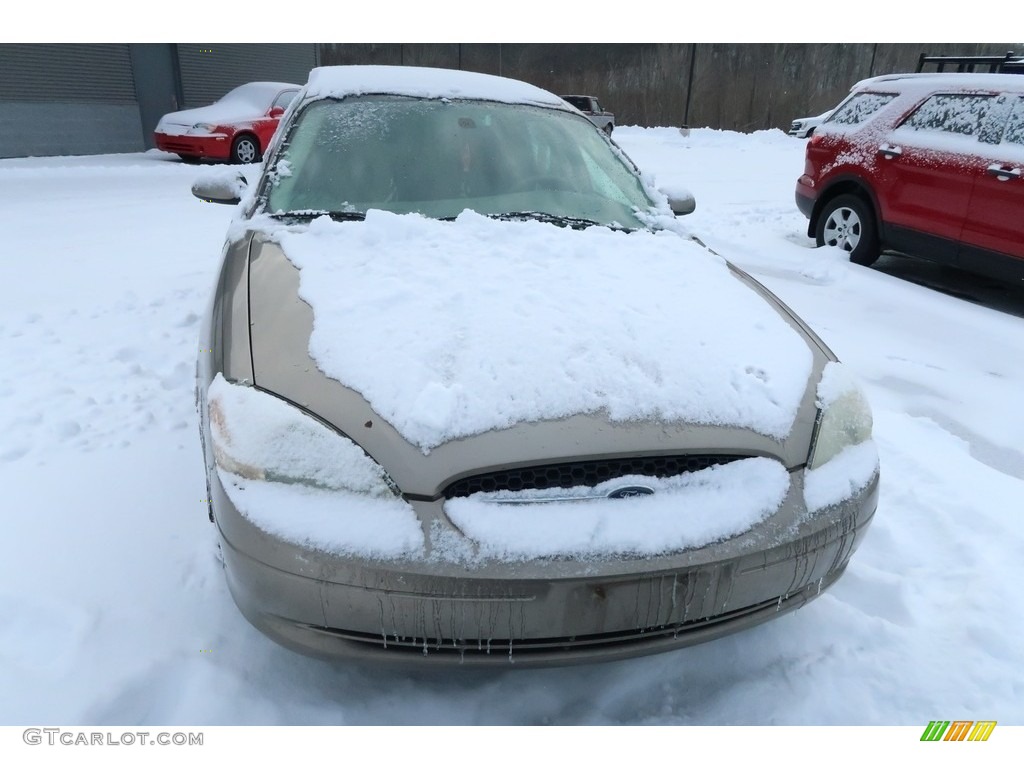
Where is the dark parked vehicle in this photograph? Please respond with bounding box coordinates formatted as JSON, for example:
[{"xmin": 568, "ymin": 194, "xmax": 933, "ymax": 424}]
[
  {"xmin": 561, "ymin": 94, "xmax": 615, "ymax": 135},
  {"xmin": 796, "ymin": 72, "xmax": 1024, "ymax": 282}
]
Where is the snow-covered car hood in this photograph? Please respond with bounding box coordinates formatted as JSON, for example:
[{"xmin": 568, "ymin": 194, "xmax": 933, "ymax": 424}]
[
  {"xmin": 239, "ymin": 211, "xmax": 822, "ymax": 495},
  {"xmin": 156, "ymin": 103, "xmax": 262, "ymax": 131}
]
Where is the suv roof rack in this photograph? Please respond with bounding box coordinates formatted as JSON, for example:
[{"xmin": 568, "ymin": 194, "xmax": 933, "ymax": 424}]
[{"xmin": 916, "ymin": 51, "xmax": 1024, "ymax": 74}]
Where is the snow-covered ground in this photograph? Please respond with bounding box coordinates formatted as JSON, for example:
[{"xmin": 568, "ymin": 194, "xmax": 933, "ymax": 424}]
[{"xmin": 1, "ymin": 126, "xmax": 1022, "ymax": 728}]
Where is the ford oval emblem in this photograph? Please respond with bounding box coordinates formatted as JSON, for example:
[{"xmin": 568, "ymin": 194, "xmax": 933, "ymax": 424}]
[{"xmin": 607, "ymin": 485, "xmax": 655, "ymax": 499}]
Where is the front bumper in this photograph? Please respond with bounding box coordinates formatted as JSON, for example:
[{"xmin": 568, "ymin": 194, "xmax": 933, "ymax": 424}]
[
  {"xmin": 154, "ymin": 131, "xmax": 230, "ymax": 160},
  {"xmin": 212, "ymin": 466, "xmax": 878, "ymax": 667}
]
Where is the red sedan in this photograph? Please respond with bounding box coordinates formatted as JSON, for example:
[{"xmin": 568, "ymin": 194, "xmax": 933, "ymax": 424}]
[{"xmin": 154, "ymin": 82, "xmax": 300, "ymax": 164}]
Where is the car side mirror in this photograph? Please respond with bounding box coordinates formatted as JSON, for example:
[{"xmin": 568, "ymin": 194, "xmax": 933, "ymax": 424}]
[
  {"xmin": 656, "ymin": 184, "xmax": 696, "ymax": 216},
  {"xmin": 192, "ymin": 170, "xmax": 247, "ymax": 205},
  {"xmin": 664, "ymin": 190, "xmax": 696, "ymax": 216},
  {"xmin": 269, "ymin": 106, "xmax": 285, "ymax": 118}
]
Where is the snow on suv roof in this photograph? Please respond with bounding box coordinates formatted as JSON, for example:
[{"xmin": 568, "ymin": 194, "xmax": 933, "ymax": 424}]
[
  {"xmin": 851, "ymin": 72, "xmax": 1024, "ymax": 93},
  {"xmin": 302, "ymin": 65, "xmax": 568, "ymax": 107}
]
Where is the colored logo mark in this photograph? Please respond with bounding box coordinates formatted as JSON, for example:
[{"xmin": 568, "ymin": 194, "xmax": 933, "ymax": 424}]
[{"xmin": 920, "ymin": 720, "xmax": 996, "ymax": 742}]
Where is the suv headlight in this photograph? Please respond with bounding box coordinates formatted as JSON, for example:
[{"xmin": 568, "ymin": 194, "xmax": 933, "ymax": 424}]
[
  {"xmin": 808, "ymin": 363, "xmax": 873, "ymax": 470},
  {"xmin": 207, "ymin": 374, "xmax": 397, "ymax": 496}
]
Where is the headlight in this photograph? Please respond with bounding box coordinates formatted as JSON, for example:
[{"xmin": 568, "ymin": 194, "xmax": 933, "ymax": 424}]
[
  {"xmin": 207, "ymin": 373, "xmax": 397, "ymax": 496},
  {"xmin": 807, "ymin": 363, "xmax": 873, "ymax": 470},
  {"xmin": 190, "ymin": 122, "xmax": 216, "ymax": 134},
  {"xmin": 207, "ymin": 374, "xmax": 423, "ymax": 558}
]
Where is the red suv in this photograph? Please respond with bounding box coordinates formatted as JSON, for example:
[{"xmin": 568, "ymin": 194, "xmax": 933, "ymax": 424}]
[{"xmin": 796, "ymin": 73, "xmax": 1024, "ymax": 282}]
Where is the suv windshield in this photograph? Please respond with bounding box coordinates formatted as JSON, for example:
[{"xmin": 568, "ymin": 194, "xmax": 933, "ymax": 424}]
[{"xmin": 261, "ymin": 96, "xmax": 655, "ymax": 227}]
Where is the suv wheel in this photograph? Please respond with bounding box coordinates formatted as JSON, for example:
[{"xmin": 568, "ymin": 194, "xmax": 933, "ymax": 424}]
[{"xmin": 816, "ymin": 194, "xmax": 880, "ymax": 266}]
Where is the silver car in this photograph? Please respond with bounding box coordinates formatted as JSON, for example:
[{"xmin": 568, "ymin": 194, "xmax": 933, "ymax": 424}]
[
  {"xmin": 194, "ymin": 65, "xmax": 879, "ymax": 666},
  {"xmin": 788, "ymin": 110, "xmax": 833, "ymax": 139}
]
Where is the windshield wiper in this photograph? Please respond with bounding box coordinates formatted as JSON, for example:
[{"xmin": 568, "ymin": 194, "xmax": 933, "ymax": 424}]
[
  {"xmin": 484, "ymin": 211, "xmax": 634, "ymax": 232},
  {"xmin": 268, "ymin": 210, "xmax": 366, "ymax": 222},
  {"xmin": 488, "ymin": 211, "xmax": 601, "ymax": 229},
  {"xmin": 272, "ymin": 209, "xmax": 633, "ymax": 231}
]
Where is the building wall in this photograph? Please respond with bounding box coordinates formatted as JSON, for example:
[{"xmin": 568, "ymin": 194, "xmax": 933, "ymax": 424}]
[
  {"xmin": 0, "ymin": 102, "xmax": 143, "ymax": 158},
  {"xmin": 321, "ymin": 43, "xmax": 1022, "ymax": 130},
  {"xmin": 2, "ymin": 43, "xmax": 1021, "ymax": 158},
  {"xmin": 176, "ymin": 43, "xmax": 318, "ymax": 108},
  {"xmin": 0, "ymin": 44, "xmax": 143, "ymax": 158}
]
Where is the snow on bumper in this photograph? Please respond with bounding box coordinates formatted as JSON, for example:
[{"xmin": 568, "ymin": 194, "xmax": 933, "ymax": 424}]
[
  {"xmin": 154, "ymin": 131, "xmax": 230, "ymax": 159},
  {"xmin": 211, "ymin": 461, "xmax": 879, "ymax": 666},
  {"xmin": 444, "ymin": 458, "xmax": 791, "ymax": 559}
]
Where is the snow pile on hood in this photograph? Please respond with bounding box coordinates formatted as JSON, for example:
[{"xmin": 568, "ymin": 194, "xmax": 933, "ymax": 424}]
[
  {"xmin": 269, "ymin": 210, "xmax": 814, "ymax": 451},
  {"xmin": 445, "ymin": 457, "xmax": 790, "ymax": 559},
  {"xmin": 302, "ymin": 65, "xmax": 566, "ymax": 108}
]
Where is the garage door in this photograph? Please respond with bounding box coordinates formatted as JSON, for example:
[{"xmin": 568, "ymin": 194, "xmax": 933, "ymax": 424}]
[
  {"xmin": 0, "ymin": 44, "xmax": 142, "ymax": 158},
  {"xmin": 177, "ymin": 44, "xmax": 317, "ymax": 108}
]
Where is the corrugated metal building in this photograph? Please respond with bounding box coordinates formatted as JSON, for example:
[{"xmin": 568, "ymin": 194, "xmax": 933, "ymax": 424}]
[{"xmin": 0, "ymin": 43, "xmax": 318, "ymax": 158}]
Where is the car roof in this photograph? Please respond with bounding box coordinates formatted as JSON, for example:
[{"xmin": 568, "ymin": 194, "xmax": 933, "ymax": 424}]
[
  {"xmin": 851, "ymin": 72, "xmax": 1024, "ymax": 94},
  {"xmin": 301, "ymin": 65, "xmax": 568, "ymax": 109},
  {"xmin": 225, "ymin": 81, "xmax": 301, "ymax": 95},
  {"xmin": 244, "ymin": 81, "xmax": 301, "ymax": 89}
]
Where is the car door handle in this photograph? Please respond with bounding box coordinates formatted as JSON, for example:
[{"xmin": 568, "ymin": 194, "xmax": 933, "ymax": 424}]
[
  {"xmin": 986, "ymin": 163, "xmax": 1022, "ymax": 180},
  {"xmin": 877, "ymin": 144, "xmax": 902, "ymax": 159}
]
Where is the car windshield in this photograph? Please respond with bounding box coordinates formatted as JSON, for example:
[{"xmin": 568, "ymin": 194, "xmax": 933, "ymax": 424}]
[{"xmin": 260, "ymin": 95, "xmax": 656, "ymax": 227}]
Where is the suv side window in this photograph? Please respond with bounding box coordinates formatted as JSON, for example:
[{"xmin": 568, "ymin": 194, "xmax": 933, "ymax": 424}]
[
  {"xmin": 1001, "ymin": 97, "xmax": 1024, "ymax": 145},
  {"xmin": 901, "ymin": 94, "xmax": 994, "ymax": 137},
  {"xmin": 828, "ymin": 92, "xmax": 896, "ymax": 125}
]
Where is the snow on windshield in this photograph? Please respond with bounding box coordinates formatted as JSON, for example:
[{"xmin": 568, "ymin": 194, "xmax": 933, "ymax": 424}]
[
  {"xmin": 263, "ymin": 96, "xmax": 654, "ymax": 226},
  {"xmin": 260, "ymin": 209, "xmax": 815, "ymax": 452}
]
